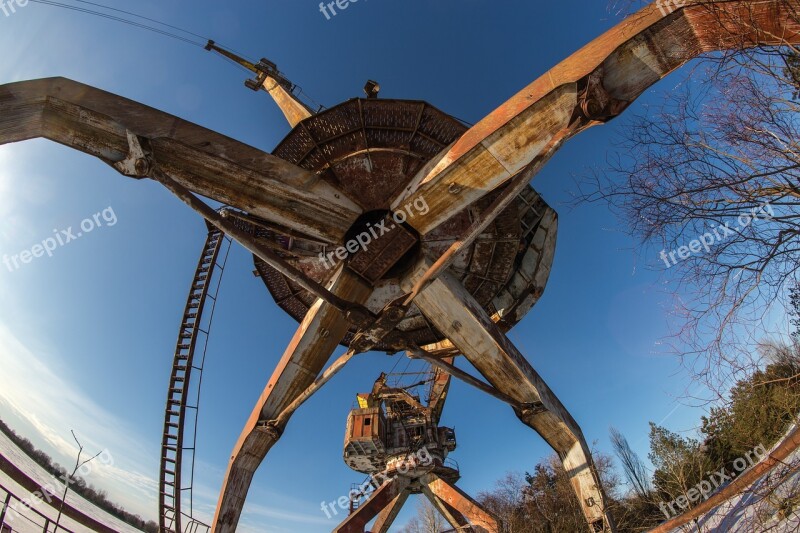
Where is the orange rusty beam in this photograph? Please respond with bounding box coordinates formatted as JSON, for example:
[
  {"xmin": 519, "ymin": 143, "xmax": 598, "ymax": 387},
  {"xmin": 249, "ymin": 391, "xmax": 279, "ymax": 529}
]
[
  {"xmin": 370, "ymin": 485, "xmax": 412, "ymax": 533},
  {"xmin": 0, "ymin": 77, "xmax": 360, "ymax": 243},
  {"xmin": 422, "ymin": 474, "xmax": 500, "ymax": 533},
  {"xmin": 212, "ymin": 266, "xmax": 372, "ymax": 533},
  {"xmin": 423, "ymin": 490, "xmax": 472, "ymax": 531},
  {"xmin": 404, "ymin": 266, "xmax": 613, "ymax": 530},
  {"xmin": 333, "ymin": 477, "xmax": 410, "ymax": 533},
  {"xmin": 393, "ymin": 0, "xmax": 800, "ymax": 237}
]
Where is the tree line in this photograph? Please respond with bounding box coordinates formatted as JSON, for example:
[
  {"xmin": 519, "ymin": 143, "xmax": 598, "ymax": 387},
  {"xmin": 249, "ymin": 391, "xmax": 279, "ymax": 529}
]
[{"xmin": 0, "ymin": 418, "xmax": 158, "ymax": 532}]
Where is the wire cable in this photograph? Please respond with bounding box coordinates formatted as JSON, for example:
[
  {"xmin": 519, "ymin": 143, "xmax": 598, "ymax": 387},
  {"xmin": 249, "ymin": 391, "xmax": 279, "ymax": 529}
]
[
  {"xmin": 29, "ymin": 0, "xmax": 206, "ymax": 47},
  {"xmin": 29, "ymin": 0, "xmax": 323, "ymax": 110},
  {"xmin": 70, "ymin": 0, "xmax": 211, "ymax": 41}
]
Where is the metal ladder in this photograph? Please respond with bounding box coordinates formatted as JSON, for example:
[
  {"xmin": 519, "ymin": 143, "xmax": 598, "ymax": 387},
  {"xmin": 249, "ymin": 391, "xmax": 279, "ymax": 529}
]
[{"xmin": 159, "ymin": 224, "xmax": 231, "ymax": 533}]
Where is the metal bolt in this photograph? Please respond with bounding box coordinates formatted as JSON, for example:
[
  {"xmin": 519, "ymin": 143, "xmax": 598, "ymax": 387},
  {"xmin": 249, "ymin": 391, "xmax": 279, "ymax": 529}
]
[{"xmin": 134, "ymin": 158, "xmax": 150, "ymax": 176}]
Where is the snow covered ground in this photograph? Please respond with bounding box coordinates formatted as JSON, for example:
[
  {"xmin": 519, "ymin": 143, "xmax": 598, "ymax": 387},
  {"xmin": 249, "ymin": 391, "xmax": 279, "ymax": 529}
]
[
  {"xmin": 668, "ymin": 438, "xmax": 800, "ymax": 532},
  {"xmin": 0, "ymin": 430, "xmax": 142, "ymax": 533}
]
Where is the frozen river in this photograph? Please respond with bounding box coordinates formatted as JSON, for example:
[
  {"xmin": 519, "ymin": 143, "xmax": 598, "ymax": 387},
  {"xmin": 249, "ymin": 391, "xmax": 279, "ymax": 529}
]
[{"xmin": 0, "ymin": 430, "xmax": 142, "ymax": 533}]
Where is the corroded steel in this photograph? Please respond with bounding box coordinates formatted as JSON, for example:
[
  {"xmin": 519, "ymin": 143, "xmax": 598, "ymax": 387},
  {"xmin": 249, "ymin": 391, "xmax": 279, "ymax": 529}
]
[
  {"xmin": 0, "ymin": 2, "xmax": 798, "ymax": 533},
  {"xmin": 422, "ymin": 474, "xmax": 501, "ymax": 533},
  {"xmin": 0, "ymin": 78, "xmax": 361, "ymax": 243},
  {"xmin": 254, "ymin": 105, "xmax": 559, "ymax": 348},
  {"xmin": 390, "ymin": 0, "xmax": 800, "ymax": 237},
  {"xmin": 212, "ymin": 266, "xmax": 372, "ymax": 533},
  {"xmin": 333, "ymin": 477, "xmax": 410, "ymax": 533},
  {"xmin": 159, "ymin": 226, "xmax": 227, "ymax": 533}
]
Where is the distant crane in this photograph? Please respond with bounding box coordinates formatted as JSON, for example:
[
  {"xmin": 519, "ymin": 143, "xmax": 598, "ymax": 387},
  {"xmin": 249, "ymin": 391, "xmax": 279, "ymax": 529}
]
[{"xmin": 336, "ymin": 370, "xmax": 497, "ymax": 532}]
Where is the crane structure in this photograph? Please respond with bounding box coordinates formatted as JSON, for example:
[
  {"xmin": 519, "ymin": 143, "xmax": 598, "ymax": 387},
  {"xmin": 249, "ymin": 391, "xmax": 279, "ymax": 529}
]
[
  {"xmin": 1, "ymin": 1, "xmax": 798, "ymax": 531},
  {"xmin": 336, "ymin": 370, "xmax": 498, "ymax": 532}
]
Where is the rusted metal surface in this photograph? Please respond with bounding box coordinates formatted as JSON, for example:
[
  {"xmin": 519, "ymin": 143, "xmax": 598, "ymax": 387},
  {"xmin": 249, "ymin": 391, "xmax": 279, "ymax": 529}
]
[
  {"xmin": 371, "ymin": 487, "xmax": 412, "ymax": 533},
  {"xmin": 159, "ymin": 226, "xmax": 227, "ymax": 533},
  {"xmin": 212, "ymin": 266, "xmax": 372, "ymax": 533},
  {"xmin": 422, "ymin": 474, "xmax": 500, "ymax": 533},
  {"xmin": 1, "ymin": 3, "xmax": 797, "ymax": 533},
  {"xmin": 427, "ymin": 356, "xmax": 454, "ymax": 425},
  {"xmin": 425, "ymin": 492, "xmax": 472, "ymax": 532},
  {"xmin": 333, "ymin": 477, "xmax": 409, "ymax": 533},
  {"xmin": 346, "ymin": 214, "xmax": 419, "ymax": 283},
  {"xmin": 0, "ymin": 77, "xmax": 361, "ymax": 243},
  {"xmin": 230, "ymin": 97, "xmax": 558, "ymax": 350},
  {"xmin": 342, "ymin": 373, "xmax": 459, "ymax": 482},
  {"xmin": 390, "ymin": 0, "xmax": 800, "ymax": 236},
  {"xmin": 405, "ymin": 267, "xmax": 612, "ymax": 529}
]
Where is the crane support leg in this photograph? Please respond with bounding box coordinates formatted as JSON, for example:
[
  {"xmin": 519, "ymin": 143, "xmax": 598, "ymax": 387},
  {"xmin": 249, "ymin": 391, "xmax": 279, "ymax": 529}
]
[
  {"xmin": 333, "ymin": 478, "xmax": 410, "ymax": 533},
  {"xmin": 212, "ymin": 266, "xmax": 372, "ymax": 533},
  {"xmin": 420, "ymin": 484, "xmax": 472, "ymax": 531},
  {"xmin": 370, "ymin": 485, "xmax": 412, "ymax": 533},
  {"xmin": 405, "ymin": 266, "xmax": 613, "ymax": 531},
  {"xmin": 422, "ymin": 474, "xmax": 500, "ymax": 533}
]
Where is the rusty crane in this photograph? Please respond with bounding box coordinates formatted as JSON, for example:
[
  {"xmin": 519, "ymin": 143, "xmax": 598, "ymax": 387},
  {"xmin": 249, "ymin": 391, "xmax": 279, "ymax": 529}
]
[
  {"xmin": 1, "ymin": 1, "xmax": 799, "ymax": 531},
  {"xmin": 336, "ymin": 369, "xmax": 498, "ymax": 533}
]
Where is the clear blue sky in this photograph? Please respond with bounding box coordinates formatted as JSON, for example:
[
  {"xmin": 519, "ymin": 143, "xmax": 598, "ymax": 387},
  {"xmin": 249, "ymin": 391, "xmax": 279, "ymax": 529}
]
[{"xmin": 0, "ymin": 1, "xmax": 712, "ymax": 531}]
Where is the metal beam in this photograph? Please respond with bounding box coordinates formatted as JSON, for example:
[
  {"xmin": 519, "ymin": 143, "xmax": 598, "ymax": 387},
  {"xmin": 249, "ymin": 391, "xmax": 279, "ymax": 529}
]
[
  {"xmin": 0, "ymin": 77, "xmax": 360, "ymax": 243},
  {"xmin": 392, "ymin": 0, "xmax": 800, "ymax": 236},
  {"xmin": 422, "ymin": 490, "xmax": 471, "ymax": 532},
  {"xmin": 370, "ymin": 485, "xmax": 412, "ymax": 533},
  {"xmin": 333, "ymin": 477, "xmax": 410, "ymax": 533},
  {"xmin": 422, "ymin": 474, "xmax": 500, "ymax": 533},
  {"xmin": 404, "ymin": 266, "xmax": 613, "ymax": 530},
  {"xmin": 408, "ymin": 347, "xmax": 521, "ymax": 409},
  {"xmin": 204, "ymin": 41, "xmax": 313, "ymax": 127},
  {"xmin": 212, "ymin": 266, "xmax": 372, "ymax": 533},
  {"xmin": 150, "ymin": 166, "xmax": 375, "ymax": 328}
]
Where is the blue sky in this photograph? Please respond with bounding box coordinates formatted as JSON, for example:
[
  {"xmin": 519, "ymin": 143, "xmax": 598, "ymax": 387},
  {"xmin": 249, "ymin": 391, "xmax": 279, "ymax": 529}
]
[{"xmin": 0, "ymin": 1, "xmax": 729, "ymax": 531}]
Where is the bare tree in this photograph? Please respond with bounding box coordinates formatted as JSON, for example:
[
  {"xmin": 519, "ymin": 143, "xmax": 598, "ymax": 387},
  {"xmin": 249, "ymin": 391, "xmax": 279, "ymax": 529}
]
[
  {"xmin": 398, "ymin": 497, "xmax": 447, "ymax": 533},
  {"xmin": 610, "ymin": 428, "xmax": 653, "ymax": 500},
  {"xmin": 54, "ymin": 431, "xmax": 102, "ymax": 532},
  {"xmin": 578, "ymin": 1, "xmax": 800, "ymax": 392}
]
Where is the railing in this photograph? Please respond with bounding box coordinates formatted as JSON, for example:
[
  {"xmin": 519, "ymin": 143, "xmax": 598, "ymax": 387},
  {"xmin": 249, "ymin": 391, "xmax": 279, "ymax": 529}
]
[
  {"xmin": 0, "ymin": 486, "xmax": 75, "ymax": 533},
  {"xmin": 443, "ymin": 457, "xmax": 460, "ymax": 473}
]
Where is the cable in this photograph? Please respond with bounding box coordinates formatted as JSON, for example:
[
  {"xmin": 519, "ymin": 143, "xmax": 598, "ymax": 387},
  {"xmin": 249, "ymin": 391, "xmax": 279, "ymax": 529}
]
[
  {"xmin": 29, "ymin": 0, "xmax": 324, "ymax": 111},
  {"xmin": 70, "ymin": 0, "xmax": 211, "ymax": 41},
  {"xmin": 29, "ymin": 0, "xmax": 206, "ymax": 47}
]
